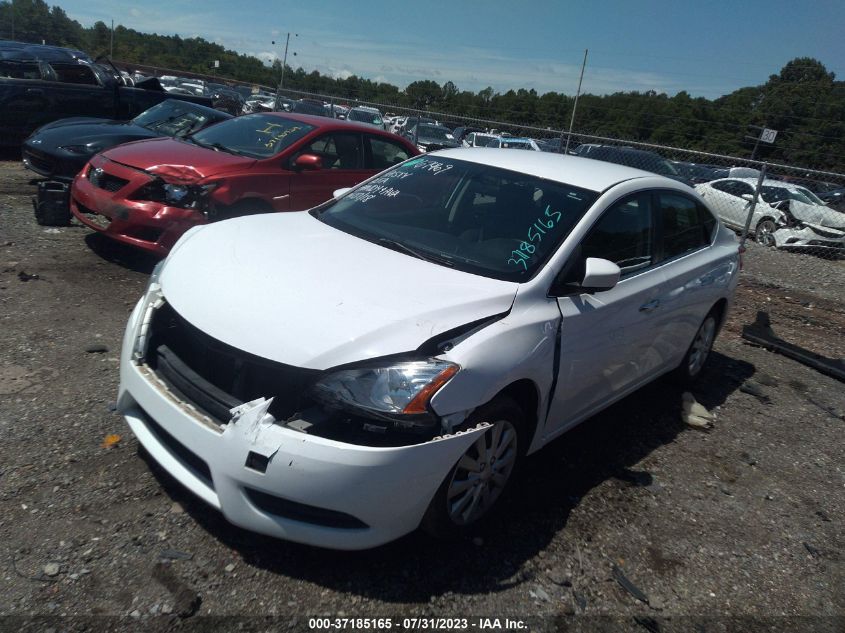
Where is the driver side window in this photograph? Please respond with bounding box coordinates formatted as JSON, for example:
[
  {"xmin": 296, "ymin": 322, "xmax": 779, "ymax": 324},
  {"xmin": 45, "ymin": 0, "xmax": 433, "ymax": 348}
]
[{"xmin": 581, "ymin": 193, "xmax": 653, "ymax": 277}]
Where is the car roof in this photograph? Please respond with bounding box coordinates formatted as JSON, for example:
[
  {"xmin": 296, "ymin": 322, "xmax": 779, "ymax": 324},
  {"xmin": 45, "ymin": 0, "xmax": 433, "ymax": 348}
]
[
  {"xmin": 0, "ymin": 39, "xmax": 91, "ymax": 62},
  {"xmin": 432, "ymin": 149, "xmax": 665, "ymax": 191},
  {"xmin": 715, "ymin": 177, "xmax": 802, "ymax": 189},
  {"xmin": 257, "ymin": 111, "xmax": 412, "ymax": 136}
]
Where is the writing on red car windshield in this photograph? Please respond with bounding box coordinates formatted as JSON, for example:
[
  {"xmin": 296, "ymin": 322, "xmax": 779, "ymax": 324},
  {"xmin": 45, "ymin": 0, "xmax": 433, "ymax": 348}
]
[{"xmin": 257, "ymin": 123, "xmax": 303, "ymax": 149}]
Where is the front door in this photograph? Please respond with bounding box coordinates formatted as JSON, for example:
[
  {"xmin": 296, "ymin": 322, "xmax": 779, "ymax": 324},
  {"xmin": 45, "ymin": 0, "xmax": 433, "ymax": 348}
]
[{"xmin": 546, "ymin": 192, "xmax": 667, "ymax": 434}]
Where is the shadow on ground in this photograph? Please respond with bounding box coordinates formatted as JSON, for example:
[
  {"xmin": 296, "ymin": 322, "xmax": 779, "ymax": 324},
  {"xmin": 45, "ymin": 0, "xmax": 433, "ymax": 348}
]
[
  {"xmin": 84, "ymin": 232, "xmax": 159, "ymax": 274},
  {"xmin": 140, "ymin": 350, "xmax": 755, "ymax": 602}
]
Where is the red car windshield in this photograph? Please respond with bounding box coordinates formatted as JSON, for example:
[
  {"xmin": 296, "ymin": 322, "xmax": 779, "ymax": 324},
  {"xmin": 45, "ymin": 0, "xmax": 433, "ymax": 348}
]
[{"xmin": 188, "ymin": 114, "xmax": 315, "ymax": 159}]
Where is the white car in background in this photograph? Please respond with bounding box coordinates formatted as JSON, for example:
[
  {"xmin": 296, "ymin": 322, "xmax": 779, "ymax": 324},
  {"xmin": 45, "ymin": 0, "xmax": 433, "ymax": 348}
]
[
  {"xmin": 345, "ymin": 106, "xmax": 384, "ymax": 129},
  {"xmin": 463, "ymin": 132, "xmax": 498, "ymax": 148},
  {"xmin": 118, "ymin": 151, "xmax": 739, "ymax": 549},
  {"xmin": 696, "ymin": 178, "xmax": 845, "ymax": 252},
  {"xmin": 486, "ymin": 137, "xmax": 541, "ymax": 151}
]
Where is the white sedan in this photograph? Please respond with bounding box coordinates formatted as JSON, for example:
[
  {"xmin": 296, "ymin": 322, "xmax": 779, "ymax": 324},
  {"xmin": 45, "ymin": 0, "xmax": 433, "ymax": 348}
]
[
  {"xmin": 696, "ymin": 178, "xmax": 845, "ymax": 251},
  {"xmin": 118, "ymin": 150, "xmax": 740, "ymax": 549}
]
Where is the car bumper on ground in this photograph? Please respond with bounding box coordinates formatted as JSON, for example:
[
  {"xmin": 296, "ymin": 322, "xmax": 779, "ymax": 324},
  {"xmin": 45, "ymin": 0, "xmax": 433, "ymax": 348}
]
[
  {"xmin": 117, "ymin": 297, "xmax": 484, "ymax": 549},
  {"xmin": 71, "ymin": 166, "xmax": 206, "ymax": 256}
]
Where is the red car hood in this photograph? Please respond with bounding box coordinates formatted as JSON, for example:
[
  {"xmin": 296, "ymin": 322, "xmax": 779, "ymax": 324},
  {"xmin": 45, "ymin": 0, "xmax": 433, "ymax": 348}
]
[{"xmin": 102, "ymin": 137, "xmax": 256, "ymax": 183}]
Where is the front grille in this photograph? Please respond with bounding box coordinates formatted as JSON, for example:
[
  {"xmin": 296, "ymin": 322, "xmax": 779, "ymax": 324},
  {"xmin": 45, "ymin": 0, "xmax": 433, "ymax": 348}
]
[
  {"xmin": 245, "ymin": 488, "xmax": 368, "ymax": 529},
  {"xmin": 146, "ymin": 302, "xmax": 320, "ymax": 423},
  {"xmin": 88, "ymin": 165, "xmax": 129, "ymax": 192}
]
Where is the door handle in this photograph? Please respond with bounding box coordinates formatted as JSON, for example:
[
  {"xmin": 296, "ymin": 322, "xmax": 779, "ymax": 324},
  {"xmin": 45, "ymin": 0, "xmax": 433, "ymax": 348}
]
[
  {"xmin": 639, "ymin": 299, "xmax": 660, "ymax": 313},
  {"xmin": 26, "ymin": 88, "xmax": 45, "ymax": 95}
]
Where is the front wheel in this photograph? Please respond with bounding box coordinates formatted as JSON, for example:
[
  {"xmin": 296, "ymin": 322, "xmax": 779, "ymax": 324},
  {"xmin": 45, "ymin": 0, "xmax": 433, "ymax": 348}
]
[
  {"xmin": 422, "ymin": 396, "xmax": 524, "ymax": 538},
  {"xmin": 755, "ymin": 219, "xmax": 777, "ymax": 247}
]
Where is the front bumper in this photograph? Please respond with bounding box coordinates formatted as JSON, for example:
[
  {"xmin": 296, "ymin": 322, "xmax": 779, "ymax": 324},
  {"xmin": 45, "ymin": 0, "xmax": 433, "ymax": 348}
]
[
  {"xmin": 70, "ymin": 156, "xmax": 207, "ymax": 256},
  {"xmin": 117, "ymin": 298, "xmax": 484, "ymax": 549},
  {"xmin": 773, "ymin": 225, "xmax": 844, "ymax": 252}
]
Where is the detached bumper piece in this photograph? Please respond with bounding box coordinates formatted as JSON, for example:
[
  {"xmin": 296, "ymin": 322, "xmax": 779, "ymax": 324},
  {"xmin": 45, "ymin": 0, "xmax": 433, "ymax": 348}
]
[{"xmin": 742, "ymin": 311, "xmax": 845, "ymax": 383}]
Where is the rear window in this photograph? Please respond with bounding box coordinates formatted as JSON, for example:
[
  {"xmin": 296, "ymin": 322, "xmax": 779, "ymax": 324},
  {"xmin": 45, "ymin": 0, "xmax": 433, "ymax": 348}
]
[{"xmin": 0, "ymin": 60, "xmax": 40, "ymax": 79}]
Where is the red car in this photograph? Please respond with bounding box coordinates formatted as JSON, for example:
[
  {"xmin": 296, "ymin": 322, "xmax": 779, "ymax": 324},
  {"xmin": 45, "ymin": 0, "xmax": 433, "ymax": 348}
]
[{"xmin": 70, "ymin": 112, "xmax": 420, "ymax": 255}]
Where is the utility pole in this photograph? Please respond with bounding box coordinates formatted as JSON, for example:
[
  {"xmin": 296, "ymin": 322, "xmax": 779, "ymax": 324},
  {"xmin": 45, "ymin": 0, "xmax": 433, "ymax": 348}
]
[
  {"xmin": 11, "ymin": 0, "xmax": 15, "ymax": 40},
  {"xmin": 274, "ymin": 32, "xmax": 297, "ymax": 111},
  {"xmin": 109, "ymin": 19, "xmax": 114, "ymax": 58},
  {"xmin": 562, "ymin": 49, "xmax": 588, "ymax": 155}
]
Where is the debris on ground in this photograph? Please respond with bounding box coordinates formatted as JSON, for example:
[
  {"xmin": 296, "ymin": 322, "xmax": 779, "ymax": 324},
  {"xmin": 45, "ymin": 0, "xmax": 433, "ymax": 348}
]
[
  {"xmin": 611, "ymin": 564, "xmax": 650, "ymax": 605},
  {"xmin": 739, "ymin": 380, "xmax": 772, "ymax": 404},
  {"xmin": 681, "ymin": 392, "xmax": 715, "ymax": 429}
]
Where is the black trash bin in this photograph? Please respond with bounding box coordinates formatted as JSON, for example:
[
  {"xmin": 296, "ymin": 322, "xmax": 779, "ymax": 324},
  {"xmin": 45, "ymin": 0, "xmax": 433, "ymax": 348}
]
[{"xmin": 33, "ymin": 180, "xmax": 71, "ymax": 226}]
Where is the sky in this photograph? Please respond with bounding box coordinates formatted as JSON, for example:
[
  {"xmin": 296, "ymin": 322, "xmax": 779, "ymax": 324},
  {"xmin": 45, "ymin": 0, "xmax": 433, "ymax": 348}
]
[{"xmin": 52, "ymin": 0, "xmax": 845, "ymax": 99}]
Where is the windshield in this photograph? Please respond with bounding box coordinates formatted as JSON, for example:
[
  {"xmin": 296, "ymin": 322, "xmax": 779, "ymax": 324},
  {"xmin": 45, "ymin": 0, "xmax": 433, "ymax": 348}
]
[
  {"xmin": 188, "ymin": 114, "xmax": 314, "ymax": 158},
  {"xmin": 315, "ymin": 157, "xmax": 599, "ymax": 282},
  {"xmin": 761, "ymin": 185, "xmax": 815, "ymax": 205},
  {"xmin": 796, "ymin": 187, "xmax": 825, "ymax": 205},
  {"xmin": 348, "ymin": 109, "xmax": 382, "ymax": 125},
  {"xmin": 418, "ymin": 125, "xmax": 452, "ymax": 140},
  {"xmin": 133, "ymin": 100, "xmax": 218, "ymax": 137}
]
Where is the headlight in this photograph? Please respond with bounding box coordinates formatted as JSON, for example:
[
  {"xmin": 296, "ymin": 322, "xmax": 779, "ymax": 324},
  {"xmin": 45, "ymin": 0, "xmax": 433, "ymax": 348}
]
[
  {"xmin": 312, "ymin": 360, "xmax": 459, "ymax": 426},
  {"xmin": 417, "ymin": 145, "xmax": 427, "ymax": 152},
  {"xmin": 58, "ymin": 144, "xmax": 92, "ymax": 154},
  {"xmin": 134, "ymin": 181, "xmax": 217, "ymax": 210}
]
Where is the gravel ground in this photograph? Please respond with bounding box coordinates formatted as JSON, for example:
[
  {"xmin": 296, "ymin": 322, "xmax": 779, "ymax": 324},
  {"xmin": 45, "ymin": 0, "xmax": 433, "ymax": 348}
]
[{"xmin": 0, "ymin": 158, "xmax": 843, "ymax": 632}]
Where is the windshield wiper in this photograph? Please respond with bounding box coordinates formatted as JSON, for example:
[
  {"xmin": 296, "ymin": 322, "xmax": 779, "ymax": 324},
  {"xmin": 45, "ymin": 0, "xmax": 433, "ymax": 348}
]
[{"xmin": 376, "ymin": 238, "xmax": 453, "ymax": 267}]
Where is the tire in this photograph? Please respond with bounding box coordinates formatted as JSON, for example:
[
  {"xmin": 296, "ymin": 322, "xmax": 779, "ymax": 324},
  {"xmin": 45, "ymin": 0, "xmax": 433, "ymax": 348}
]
[
  {"xmin": 33, "ymin": 198, "xmax": 71, "ymax": 226},
  {"xmin": 422, "ymin": 396, "xmax": 525, "ymax": 538},
  {"xmin": 755, "ymin": 219, "xmax": 777, "ymax": 247},
  {"xmin": 673, "ymin": 308, "xmax": 720, "ymax": 385}
]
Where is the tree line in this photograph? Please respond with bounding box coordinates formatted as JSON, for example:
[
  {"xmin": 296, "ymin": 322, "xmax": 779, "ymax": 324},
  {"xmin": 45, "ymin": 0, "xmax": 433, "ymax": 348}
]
[{"xmin": 2, "ymin": 0, "xmax": 844, "ymax": 172}]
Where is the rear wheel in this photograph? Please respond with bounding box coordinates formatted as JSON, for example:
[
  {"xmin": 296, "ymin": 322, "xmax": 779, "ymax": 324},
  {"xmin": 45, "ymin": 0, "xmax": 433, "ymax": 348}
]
[
  {"xmin": 673, "ymin": 308, "xmax": 719, "ymax": 384},
  {"xmin": 422, "ymin": 396, "xmax": 525, "ymax": 537}
]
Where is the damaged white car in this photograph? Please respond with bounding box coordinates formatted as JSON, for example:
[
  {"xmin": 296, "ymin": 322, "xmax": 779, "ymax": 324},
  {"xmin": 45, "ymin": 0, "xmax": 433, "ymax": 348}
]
[
  {"xmin": 118, "ymin": 150, "xmax": 740, "ymax": 549},
  {"xmin": 696, "ymin": 178, "xmax": 845, "ymax": 253}
]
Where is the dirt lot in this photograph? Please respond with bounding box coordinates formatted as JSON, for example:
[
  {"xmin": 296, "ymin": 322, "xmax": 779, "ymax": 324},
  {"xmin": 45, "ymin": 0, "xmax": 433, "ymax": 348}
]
[{"xmin": 0, "ymin": 158, "xmax": 843, "ymax": 632}]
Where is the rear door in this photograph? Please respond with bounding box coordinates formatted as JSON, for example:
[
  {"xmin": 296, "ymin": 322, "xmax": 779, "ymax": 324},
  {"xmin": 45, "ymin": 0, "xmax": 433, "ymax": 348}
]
[{"xmin": 288, "ymin": 132, "xmax": 370, "ymax": 210}]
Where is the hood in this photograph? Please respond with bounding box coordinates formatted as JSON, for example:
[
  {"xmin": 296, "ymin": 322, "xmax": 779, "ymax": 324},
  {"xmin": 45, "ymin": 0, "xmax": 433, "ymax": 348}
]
[
  {"xmin": 160, "ymin": 212, "xmax": 518, "ymax": 370},
  {"xmin": 103, "ymin": 137, "xmax": 256, "ymax": 182},
  {"xmin": 33, "ymin": 117, "xmax": 113, "ymax": 133},
  {"xmin": 26, "ymin": 121, "xmax": 158, "ymax": 152},
  {"xmin": 788, "ymin": 200, "xmax": 845, "ymax": 229}
]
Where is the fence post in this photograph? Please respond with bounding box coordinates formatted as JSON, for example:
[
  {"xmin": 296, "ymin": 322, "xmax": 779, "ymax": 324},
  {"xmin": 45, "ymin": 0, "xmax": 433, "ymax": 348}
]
[{"xmin": 739, "ymin": 164, "xmax": 768, "ymax": 249}]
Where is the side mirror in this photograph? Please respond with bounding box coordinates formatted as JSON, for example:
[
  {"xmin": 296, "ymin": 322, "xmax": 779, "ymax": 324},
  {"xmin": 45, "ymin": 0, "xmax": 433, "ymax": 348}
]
[
  {"xmin": 580, "ymin": 257, "xmax": 621, "ymax": 293},
  {"xmin": 294, "ymin": 154, "xmax": 322, "ymax": 171},
  {"xmin": 333, "ymin": 187, "xmax": 351, "ymax": 198},
  {"xmin": 550, "ymin": 256, "xmax": 620, "ymax": 296},
  {"xmin": 741, "ymin": 193, "xmax": 754, "ymax": 202}
]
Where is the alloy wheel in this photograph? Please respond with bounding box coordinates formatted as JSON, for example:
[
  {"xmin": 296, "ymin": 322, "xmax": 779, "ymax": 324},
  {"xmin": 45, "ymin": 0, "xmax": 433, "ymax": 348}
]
[
  {"xmin": 688, "ymin": 316, "xmax": 716, "ymax": 376},
  {"xmin": 446, "ymin": 419, "xmax": 518, "ymax": 526}
]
